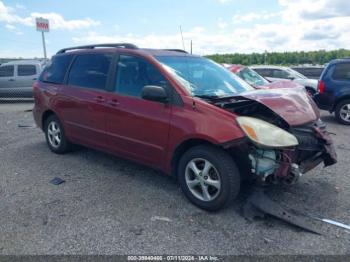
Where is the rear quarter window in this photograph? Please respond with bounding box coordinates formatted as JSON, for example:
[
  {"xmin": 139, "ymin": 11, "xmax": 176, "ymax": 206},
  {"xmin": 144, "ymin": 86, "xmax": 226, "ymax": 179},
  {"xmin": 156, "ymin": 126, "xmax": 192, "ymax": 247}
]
[
  {"xmin": 332, "ymin": 63, "xmax": 350, "ymax": 81},
  {"xmin": 39, "ymin": 55, "xmax": 73, "ymax": 84}
]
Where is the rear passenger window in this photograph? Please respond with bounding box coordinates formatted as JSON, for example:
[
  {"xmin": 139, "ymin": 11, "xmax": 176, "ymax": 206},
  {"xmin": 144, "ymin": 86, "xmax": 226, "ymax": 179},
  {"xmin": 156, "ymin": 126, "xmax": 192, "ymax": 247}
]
[
  {"xmin": 0, "ymin": 65, "xmax": 14, "ymax": 77},
  {"xmin": 18, "ymin": 65, "xmax": 36, "ymax": 76},
  {"xmin": 68, "ymin": 54, "xmax": 112, "ymax": 90},
  {"xmin": 332, "ymin": 63, "xmax": 350, "ymax": 81},
  {"xmin": 116, "ymin": 55, "xmax": 167, "ymax": 97},
  {"xmin": 40, "ymin": 55, "xmax": 73, "ymax": 84}
]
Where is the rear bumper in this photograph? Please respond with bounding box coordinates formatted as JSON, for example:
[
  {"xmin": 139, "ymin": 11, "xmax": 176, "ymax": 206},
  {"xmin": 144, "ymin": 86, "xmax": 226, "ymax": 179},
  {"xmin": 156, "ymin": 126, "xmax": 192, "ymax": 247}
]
[{"xmin": 314, "ymin": 92, "xmax": 335, "ymax": 112}]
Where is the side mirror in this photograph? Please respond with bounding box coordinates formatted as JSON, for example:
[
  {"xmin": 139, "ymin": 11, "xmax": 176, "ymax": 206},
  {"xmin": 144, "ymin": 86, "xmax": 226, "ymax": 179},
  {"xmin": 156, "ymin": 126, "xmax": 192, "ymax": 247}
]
[
  {"xmin": 141, "ymin": 85, "xmax": 169, "ymax": 103},
  {"xmin": 287, "ymin": 76, "xmax": 295, "ymax": 80}
]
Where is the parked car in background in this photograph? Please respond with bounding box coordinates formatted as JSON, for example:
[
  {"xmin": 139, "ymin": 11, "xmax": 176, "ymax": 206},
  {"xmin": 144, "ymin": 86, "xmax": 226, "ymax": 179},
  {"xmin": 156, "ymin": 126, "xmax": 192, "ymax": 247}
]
[
  {"xmin": 0, "ymin": 60, "xmax": 46, "ymax": 98},
  {"xmin": 314, "ymin": 58, "xmax": 350, "ymax": 125},
  {"xmin": 33, "ymin": 43, "xmax": 336, "ymax": 211},
  {"xmin": 251, "ymin": 65, "xmax": 318, "ymax": 95},
  {"xmin": 224, "ymin": 64, "xmax": 302, "ymax": 90},
  {"xmin": 291, "ymin": 66, "xmax": 324, "ymax": 80}
]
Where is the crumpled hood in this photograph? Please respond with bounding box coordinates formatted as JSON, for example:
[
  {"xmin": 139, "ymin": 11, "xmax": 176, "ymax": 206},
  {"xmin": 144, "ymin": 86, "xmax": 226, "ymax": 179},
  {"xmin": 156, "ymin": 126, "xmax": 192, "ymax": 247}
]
[{"xmin": 240, "ymin": 87, "xmax": 320, "ymax": 126}]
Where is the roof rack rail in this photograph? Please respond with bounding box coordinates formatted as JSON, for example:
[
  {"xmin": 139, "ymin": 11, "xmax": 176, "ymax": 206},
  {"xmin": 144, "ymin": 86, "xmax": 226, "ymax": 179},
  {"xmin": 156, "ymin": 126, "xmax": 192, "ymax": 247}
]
[
  {"xmin": 56, "ymin": 43, "xmax": 138, "ymax": 54},
  {"xmin": 162, "ymin": 49, "xmax": 188, "ymax": 54}
]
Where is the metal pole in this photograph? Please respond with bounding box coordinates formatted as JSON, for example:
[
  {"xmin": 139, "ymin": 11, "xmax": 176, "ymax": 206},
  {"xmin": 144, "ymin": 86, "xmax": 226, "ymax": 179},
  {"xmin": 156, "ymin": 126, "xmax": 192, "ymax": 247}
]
[
  {"xmin": 41, "ymin": 31, "xmax": 47, "ymax": 59},
  {"xmin": 179, "ymin": 26, "xmax": 186, "ymax": 51}
]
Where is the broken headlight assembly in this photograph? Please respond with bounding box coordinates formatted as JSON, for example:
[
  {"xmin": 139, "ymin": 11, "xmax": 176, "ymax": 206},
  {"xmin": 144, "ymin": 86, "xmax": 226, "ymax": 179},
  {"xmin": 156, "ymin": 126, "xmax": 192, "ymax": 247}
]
[{"xmin": 236, "ymin": 116, "xmax": 299, "ymax": 148}]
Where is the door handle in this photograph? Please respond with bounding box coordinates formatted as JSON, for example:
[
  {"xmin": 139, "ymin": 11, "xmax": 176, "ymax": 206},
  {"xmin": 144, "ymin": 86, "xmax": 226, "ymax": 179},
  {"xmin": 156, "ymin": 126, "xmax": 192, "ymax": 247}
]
[
  {"xmin": 94, "ymin": 96, "xmax": 106, "ymax": 103},
  {"xmin": 108, "ymin": 99, "xmax": 119, "ymax": 107},
  {"xmin": 32, "ymin": 78, "xmax": 37, "ymax": 80},
  {"xmin": 8, "ymin": 79, "xmax": 15, "ymax": 81}
]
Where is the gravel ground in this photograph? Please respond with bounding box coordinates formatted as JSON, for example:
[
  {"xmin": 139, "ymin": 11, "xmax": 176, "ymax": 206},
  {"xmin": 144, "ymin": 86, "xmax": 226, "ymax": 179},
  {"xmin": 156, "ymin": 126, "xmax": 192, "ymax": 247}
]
[{"xmin": 0, "ymin": 102, "xmax": 349, "ymax": 255}]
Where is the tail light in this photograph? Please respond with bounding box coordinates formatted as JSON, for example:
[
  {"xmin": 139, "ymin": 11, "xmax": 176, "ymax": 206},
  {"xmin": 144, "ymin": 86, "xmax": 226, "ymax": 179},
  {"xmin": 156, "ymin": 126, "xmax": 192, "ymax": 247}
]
[{"xmin": 318, "ymin": 80, "xmax": 325, "ymax": 94}]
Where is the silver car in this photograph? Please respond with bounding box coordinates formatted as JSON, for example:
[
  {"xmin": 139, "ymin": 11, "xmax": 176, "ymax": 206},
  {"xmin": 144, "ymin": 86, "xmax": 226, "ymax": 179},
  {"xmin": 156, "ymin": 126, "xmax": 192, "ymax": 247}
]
[
  {"xmin": 251, "ymin": 65, "xmax": 318, "ymax": 95},
  {"xmin": 0, "ymin": 60, "xmax": 47, "ymax": 98}
]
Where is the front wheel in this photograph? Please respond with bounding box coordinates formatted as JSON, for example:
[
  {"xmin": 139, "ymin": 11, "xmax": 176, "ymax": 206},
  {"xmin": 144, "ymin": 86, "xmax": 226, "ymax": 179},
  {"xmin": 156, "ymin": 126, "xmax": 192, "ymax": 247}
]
[
  {"xmin": 335, "ymin": 99, "xmax": 350, "ymax": 125},
  {"xmin": 178, "ymin": 145, "xmax": 241, "ymax": 211}
]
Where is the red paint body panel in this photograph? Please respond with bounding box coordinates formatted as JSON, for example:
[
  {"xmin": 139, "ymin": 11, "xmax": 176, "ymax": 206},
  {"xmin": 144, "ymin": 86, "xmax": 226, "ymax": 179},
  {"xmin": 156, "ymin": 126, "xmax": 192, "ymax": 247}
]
[{"xmin": 241, "ymin": 87, "xmax": 320, "ymax": 126}]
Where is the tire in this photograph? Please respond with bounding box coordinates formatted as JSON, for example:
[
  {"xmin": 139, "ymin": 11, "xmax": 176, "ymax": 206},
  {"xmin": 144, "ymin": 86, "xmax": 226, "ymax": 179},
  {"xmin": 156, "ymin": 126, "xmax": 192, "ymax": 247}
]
[
  {"xmin": 334, "ymin": 99, "xmax": 350, "ymax": 125},
  {"xmin": 177, "ymin": 145, "xmax": 240, "ymax": 211},
  {"xmin": 44, "ymin": 114, "xmax": 72, "ymax": 154}
]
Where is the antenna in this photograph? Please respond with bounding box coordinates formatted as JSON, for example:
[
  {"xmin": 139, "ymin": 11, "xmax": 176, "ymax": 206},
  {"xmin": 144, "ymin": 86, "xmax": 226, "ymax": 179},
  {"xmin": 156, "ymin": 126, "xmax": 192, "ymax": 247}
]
[{"xmin": 179, "ymin": 26, "xmax": 186, "ymax": 51}]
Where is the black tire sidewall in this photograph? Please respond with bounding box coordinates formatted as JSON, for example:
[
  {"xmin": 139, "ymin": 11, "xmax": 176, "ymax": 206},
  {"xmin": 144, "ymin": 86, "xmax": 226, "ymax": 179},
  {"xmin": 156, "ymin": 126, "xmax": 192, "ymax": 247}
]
[
  {"xmin": 178, "ymin": 145, "xmax": 240, "ymax": 211},
  {"xmin": 335, "ymin": 99, "xmax": 350, "ymax": 125},
  {"xmin": 44, "ymin": 115, "xmax": 70, "ymax": 153}
]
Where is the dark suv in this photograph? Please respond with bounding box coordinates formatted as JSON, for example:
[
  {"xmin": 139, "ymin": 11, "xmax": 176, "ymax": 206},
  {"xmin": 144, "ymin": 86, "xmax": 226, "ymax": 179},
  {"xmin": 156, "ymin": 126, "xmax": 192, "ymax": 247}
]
[
  {"xmin": 315, "ymin": 58, "xmax": 350, "ymax": 125},
  {"xmin": 33, "ymin": 43, "xmax": 336, "ymax": 211}
]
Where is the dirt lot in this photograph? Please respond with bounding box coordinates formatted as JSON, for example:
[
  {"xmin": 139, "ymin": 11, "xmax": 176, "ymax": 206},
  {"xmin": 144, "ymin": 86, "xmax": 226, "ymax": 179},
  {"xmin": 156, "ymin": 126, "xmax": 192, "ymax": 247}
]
[{"xmin": 0, "ymin": 101, "xmax": 349, "ymax": 255}]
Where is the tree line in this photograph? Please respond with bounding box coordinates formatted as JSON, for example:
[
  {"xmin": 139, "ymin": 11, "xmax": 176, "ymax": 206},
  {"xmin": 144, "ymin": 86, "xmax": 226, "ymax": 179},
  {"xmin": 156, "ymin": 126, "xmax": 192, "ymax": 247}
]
[{"xmin": 206, "ymin": 49, "xmax": 350, "ymax": 66}]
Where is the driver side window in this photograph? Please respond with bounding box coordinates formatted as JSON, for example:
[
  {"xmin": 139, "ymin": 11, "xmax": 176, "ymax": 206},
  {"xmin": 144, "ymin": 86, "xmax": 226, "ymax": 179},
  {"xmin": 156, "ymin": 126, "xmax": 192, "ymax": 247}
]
[{"xmin": 116, "ymin": 55, "xmax": 167, "ymax": 98}]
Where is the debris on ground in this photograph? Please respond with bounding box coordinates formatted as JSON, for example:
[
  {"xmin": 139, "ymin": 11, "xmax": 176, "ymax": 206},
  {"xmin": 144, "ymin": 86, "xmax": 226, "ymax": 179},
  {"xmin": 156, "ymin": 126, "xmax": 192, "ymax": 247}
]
[
  {"xmin": 151, "ymin": 216, "xmax": 172, "ymax": 222},
  {"xmin": 243, "ymin": 189, "xmax": 323, "ymax": 235},
  {"xmin": 311, "ymin": 217, "xmax": 350, "ymax": 231},
  {"xmin": 17, "ymin": 123, "xmax": 36, "ymax": 128},
  {"xmin": 263, "ymin": 237, "xmax": 273, "ymax": 243},
  {"xmin": 49, "ymin": 177, "xmax": 66, "ymax": 185}
]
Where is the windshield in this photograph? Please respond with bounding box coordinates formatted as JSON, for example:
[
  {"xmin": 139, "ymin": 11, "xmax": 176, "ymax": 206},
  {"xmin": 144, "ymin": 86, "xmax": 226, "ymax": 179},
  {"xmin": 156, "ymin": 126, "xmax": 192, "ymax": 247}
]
[
  {"xmin": 237, "ymin": 67, "xmax": 269, "ymax": 86},
  {"xmin": 286, "ymin": 68, "xmax": 307, "ymax": 79},
  {"xmin": 156, "ymin": 56, "xmax": 254, "ymax": 97}
]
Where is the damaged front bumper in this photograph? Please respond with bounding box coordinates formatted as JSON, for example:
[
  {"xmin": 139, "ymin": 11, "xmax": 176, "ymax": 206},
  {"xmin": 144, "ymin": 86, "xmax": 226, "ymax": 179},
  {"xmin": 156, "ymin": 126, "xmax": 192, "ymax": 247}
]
[{"xmin": 248, "ymin": 119, "xmax": 337, "ymax": 184}]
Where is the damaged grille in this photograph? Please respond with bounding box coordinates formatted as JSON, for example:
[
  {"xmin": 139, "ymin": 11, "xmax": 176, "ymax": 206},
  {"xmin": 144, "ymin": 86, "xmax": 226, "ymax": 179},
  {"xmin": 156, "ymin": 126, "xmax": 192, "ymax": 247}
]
[{"xmin": 290, "ymin": 119, "xmax": 337, "ymax": 167}]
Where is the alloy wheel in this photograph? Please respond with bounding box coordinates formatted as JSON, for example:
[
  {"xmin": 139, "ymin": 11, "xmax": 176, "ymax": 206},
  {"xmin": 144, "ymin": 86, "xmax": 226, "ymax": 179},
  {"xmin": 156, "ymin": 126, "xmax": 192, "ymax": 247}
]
[
  {"xmin": 339, "ymin": 103, "xmax": 350, "ymax": 123},
  {"xmin": 47, "ymin": 121, "xmax": 61, "ymax": 148},
  {"xmin": 185, "ymin": 158, "xmax": 221, "ymax": 202}
]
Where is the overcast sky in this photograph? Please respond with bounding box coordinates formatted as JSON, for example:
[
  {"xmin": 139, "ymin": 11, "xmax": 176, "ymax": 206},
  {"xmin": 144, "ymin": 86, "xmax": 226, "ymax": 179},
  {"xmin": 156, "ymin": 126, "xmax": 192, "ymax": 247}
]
[{"xmin": 0, "ymin": 0, "xmax": 349, "ymax": 58}]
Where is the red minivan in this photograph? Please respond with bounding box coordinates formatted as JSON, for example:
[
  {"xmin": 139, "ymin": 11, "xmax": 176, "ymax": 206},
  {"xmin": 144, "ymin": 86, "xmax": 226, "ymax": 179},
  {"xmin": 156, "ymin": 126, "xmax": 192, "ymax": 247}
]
[{"xmin": 33, "ymin": 44, "xmax": 336, "ymax": 211}]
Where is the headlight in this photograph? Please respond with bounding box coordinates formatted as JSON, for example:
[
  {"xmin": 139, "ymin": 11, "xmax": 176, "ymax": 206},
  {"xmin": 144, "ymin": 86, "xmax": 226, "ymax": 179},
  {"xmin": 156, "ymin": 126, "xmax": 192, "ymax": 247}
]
[{"xmin": 236, "ymin": 116, "xmax": 298, "ymax": 148}]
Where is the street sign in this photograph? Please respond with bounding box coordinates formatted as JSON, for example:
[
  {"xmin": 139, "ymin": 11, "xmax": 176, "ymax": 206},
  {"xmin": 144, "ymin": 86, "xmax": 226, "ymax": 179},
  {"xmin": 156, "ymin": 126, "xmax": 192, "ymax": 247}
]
[{"xmin": 36, "ymin": 17, "xmax": 49, "ymax": 32}]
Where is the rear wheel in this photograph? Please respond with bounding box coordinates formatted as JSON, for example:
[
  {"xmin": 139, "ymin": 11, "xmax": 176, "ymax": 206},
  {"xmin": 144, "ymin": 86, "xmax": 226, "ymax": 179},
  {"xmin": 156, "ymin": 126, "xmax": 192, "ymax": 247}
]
[
  {"xmin": 335, "ymin": 99, "xmax": 350, "ymax": 125},
  {"xmin": 178, "ymin": 145, "xmax": 240, "ymax": 211},
  {"xmin": 44, "ymin": 115, "xmax": 72, "ymax": 153}
]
